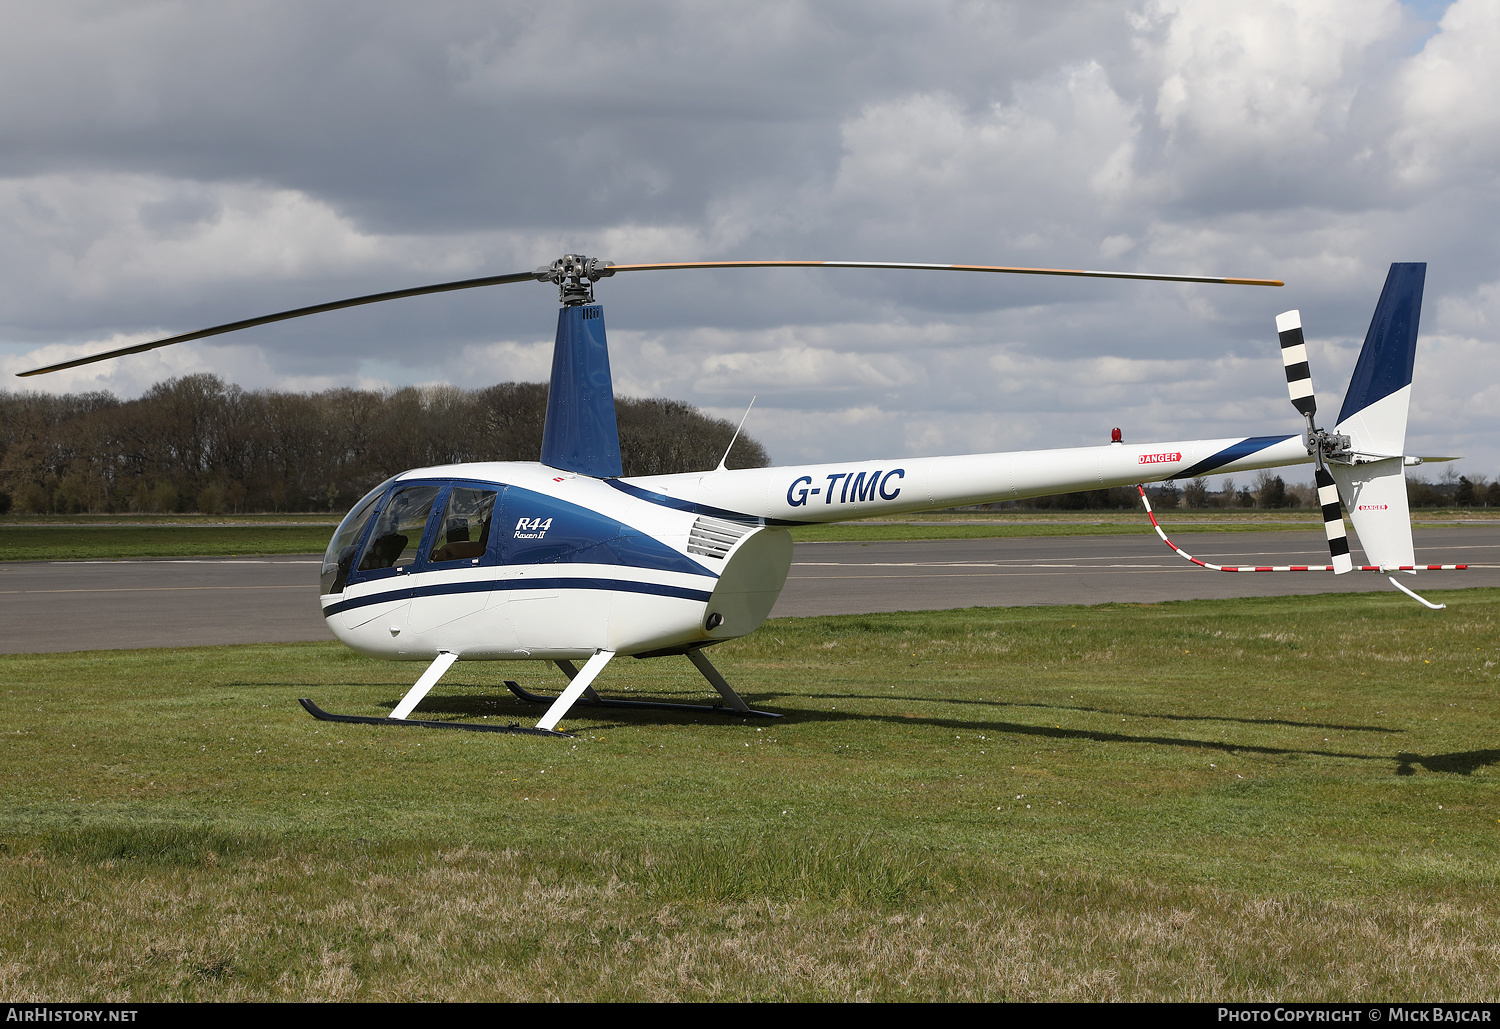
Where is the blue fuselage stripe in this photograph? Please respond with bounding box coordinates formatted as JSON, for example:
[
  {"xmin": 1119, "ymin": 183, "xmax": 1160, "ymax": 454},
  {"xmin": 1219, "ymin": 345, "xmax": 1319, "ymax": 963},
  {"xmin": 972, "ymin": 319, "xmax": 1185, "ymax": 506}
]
[
  {"xmin": 322, "ymin": 576, "xmax": 714, "ymax": 618},
  {"xmin": 1174, "ymin": 435, "xmax": 1296, "ymax": 481},
  {"xmin": 605, "ymin": 479, "xmax": 808, "ymax": 526}
]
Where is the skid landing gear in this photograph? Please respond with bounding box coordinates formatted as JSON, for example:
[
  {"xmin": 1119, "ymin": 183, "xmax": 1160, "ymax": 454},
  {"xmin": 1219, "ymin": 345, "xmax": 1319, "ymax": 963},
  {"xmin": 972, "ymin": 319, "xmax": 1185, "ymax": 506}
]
[
  {"xmin": 505, "ymin": 649, "xmax": 783, "ymax": 722},
  {"xmin": 298, "ymin": 698, "xmax": 571, "ymax": 737},
  {"xmin": 298, "ymin": 647, "xmax": 778, "ymax": 737},
  {"xmin": 299, "ymin": 649, "xmax": 575, "ymax": 737}
]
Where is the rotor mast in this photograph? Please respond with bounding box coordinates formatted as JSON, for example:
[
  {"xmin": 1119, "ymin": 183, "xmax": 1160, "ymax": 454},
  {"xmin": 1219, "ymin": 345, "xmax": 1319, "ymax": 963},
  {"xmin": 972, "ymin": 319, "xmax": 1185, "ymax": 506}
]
[{"xmin": 536, "ymin": 255, "xmax": 625, "ymax": 478}]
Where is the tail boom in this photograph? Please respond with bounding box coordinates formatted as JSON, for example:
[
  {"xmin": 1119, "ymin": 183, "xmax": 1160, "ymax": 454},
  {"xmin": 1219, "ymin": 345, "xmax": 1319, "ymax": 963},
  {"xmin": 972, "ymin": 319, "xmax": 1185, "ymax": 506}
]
[{"xmin": 630, "ymin": 434, "xmax": 1309, "ymax": 525}]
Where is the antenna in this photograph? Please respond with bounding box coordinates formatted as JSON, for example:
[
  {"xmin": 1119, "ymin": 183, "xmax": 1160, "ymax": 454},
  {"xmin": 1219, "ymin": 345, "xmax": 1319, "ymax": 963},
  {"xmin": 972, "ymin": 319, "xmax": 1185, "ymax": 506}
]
[{"xmin": 716, "ymin": 396, "xmax": 757, "ymax": 472}]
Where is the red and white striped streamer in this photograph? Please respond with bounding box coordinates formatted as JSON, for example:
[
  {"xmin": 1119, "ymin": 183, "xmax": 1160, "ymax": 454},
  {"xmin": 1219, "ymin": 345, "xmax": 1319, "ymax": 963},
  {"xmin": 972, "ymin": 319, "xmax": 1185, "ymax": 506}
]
[{"xmin": 1135, "ymin": 487, "xmax": 1466, "ymax": 572}]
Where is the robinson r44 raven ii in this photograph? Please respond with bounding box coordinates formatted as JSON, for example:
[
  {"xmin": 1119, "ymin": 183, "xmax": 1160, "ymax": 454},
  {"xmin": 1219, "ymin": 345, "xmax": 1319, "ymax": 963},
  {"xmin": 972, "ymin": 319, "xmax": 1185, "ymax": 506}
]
[{"xmin": 21, "ymin": 257, "xmax": 1455, "ymax": 736}]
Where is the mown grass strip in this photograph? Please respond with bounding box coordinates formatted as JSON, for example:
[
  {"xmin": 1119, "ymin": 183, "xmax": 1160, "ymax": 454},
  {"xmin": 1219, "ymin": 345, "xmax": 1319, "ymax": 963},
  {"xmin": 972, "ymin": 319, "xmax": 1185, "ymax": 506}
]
[
  {"xmin": 0, "ymin": 513, "xmax": 340, "ymax": 525},
  {"xmin": 4, "ymin": 511, "xmax": 1491, "ymax": 557},
  {"xmin": 0, "ymin": 525, "xmax": 334, "ymax": 561},
  {"xmin": 787, "ymin": 520, "xmax": 1314, "ymax": 542},
  {"xmin": 0, "ymin": 519, "xmax": 1312, "ymax": 559}
]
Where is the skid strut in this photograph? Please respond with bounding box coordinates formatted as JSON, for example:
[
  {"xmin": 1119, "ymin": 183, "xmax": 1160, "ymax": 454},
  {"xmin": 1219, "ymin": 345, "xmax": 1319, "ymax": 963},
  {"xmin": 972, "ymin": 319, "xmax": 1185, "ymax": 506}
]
[{"xmin": 505, "ymin": 648, "xmax": 782, "ymax": 720}]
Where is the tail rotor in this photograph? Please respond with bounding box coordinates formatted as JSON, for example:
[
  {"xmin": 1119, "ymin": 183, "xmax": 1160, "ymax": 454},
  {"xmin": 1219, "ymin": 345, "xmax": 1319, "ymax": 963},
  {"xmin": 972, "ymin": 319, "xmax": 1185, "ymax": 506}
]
[{"xmin": 1276, "ymin": 310, "xmax": 1353, "ymax": 574}]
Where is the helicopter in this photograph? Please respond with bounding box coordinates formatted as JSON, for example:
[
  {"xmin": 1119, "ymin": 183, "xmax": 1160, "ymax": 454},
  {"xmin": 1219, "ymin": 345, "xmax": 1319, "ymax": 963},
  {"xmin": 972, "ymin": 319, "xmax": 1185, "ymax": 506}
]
[{"xmin": 19, "ymin": 257, "xmax": 1451, "ymax": 737}]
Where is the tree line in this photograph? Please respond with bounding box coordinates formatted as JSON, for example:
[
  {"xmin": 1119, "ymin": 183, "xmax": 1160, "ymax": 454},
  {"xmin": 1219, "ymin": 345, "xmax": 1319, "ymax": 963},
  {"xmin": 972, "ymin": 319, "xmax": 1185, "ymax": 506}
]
[
  {"xmin": 985, "ymin": 468, "xmax": 1500, "ymax": 512},
  {"xmin": 0, "ymin": 374, "xmax": 769, "ymax": 515},
  {"xmin": 3, "ymin": 375, "xmax": 1492, "ymax": 517}
]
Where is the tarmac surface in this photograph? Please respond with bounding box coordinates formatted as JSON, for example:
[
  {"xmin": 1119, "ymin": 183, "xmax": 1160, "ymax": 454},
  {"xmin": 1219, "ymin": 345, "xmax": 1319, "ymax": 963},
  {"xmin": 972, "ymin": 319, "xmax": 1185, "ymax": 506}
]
[{"xmin": 2, "ymin": 527, "xmax": 1496, "ymax": 654}]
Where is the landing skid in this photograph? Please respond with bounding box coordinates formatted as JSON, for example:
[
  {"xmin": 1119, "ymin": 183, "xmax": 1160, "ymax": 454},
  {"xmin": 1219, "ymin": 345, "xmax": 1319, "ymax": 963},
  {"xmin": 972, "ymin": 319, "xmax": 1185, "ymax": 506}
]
[
  {"xmin": 502, "ymin": 680, "xmax": 782, "ymax": 719},
  {"xmin": 297, "ymin": 646, "xmax": 778, "ymax": 737},
  {"xmin": 298, "ymin": 698, "xmax": 572, "ymax": 737}
]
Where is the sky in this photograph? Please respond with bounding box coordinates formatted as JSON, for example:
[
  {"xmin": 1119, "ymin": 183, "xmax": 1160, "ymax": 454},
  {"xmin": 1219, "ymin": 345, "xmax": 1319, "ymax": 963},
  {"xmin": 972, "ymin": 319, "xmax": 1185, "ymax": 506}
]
[{"xmin": 1, "ymin": 0, "xmax": 1496, "ymax": 482}]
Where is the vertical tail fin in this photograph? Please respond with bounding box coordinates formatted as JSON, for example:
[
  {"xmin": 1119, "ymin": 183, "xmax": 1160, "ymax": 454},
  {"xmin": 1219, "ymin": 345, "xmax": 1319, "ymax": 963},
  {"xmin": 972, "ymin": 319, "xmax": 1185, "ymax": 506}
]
[
  {"xmin": 1329, "ymin": 263, "xmax": 1426, "ymax": 569},
  {"xmin": 540, "ymin": 304, "xmax": 624, "ymax": 478},
  {"xmin": 1335, "ymin": 263, "xmax": 1425, "ymax": 454}
]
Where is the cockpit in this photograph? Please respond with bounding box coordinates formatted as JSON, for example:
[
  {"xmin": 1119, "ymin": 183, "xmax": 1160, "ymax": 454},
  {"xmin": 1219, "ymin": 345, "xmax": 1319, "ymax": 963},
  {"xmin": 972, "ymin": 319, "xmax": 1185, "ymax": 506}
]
[
  {"xmin": 320, "ymin": 473, "xmax": 717, "ymax": 599},
  {"xmin": 321, "ymin": 478, "xmax": 499, "ymax": 595}
]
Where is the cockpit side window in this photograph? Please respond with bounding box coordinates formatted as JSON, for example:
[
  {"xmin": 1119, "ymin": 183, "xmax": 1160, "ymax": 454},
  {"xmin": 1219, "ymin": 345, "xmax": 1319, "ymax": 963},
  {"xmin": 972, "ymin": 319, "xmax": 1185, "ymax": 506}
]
[
  {"xmin": 320, "ymin": 481, "xmax": 390, "ymax": 595},
  {"xmin": 357, "ymin": 484, "xmax": 441, "ymax": 572},
  {"xmin": 427, "ymin": 487, "xmax": 498, "ymax": 564}
]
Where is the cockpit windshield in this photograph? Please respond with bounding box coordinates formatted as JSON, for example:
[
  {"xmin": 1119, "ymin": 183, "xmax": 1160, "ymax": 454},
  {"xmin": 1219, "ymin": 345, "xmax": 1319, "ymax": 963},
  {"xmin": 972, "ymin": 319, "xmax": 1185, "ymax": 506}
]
[{"xmin": 320, "ymin": 475, "xmax": 398, "ymax": 595}]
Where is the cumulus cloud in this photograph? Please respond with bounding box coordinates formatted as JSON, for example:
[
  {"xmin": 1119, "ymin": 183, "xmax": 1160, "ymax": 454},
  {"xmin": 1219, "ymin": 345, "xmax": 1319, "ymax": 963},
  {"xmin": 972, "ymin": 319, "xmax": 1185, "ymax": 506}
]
[
  {"xmin": 1392, "ymin": 0, "xmax": 1500, "ymax": 187},
  {"xmin": 0, "ymin": 1, "xmax": 1495, "ymax": 477}
]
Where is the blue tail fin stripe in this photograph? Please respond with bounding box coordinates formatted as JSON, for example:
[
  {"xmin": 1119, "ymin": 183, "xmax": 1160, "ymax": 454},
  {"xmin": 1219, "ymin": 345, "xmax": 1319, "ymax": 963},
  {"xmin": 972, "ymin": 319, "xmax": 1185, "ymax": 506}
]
[
  {"xmin": 1336, "ymin": 263, "xmax": 1425, "ymax": 426},
  {"xmin": 540, "ymin": 304, "xmax": 624, "ymax": 478}
]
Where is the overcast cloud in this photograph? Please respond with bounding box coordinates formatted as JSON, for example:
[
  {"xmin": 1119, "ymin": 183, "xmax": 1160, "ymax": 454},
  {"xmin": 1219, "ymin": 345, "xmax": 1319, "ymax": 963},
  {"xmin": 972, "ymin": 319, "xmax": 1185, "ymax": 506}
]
[{"xmin": 1, "ymin": 0, "xmax": 1495, "ymax": 480}]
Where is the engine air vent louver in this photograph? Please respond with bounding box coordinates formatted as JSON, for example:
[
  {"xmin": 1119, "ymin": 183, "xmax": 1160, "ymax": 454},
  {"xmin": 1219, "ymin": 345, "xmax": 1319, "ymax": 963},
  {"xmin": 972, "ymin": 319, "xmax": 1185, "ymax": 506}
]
[{"xmin": 687, "ymin": 515, "xmax": 750, "ymax": 559}]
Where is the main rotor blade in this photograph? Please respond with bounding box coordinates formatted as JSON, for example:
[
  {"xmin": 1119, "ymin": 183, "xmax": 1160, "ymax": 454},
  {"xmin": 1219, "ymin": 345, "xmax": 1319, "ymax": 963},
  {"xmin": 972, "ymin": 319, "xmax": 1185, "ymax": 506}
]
[
  {"xmin": 607, "ymin": 259, "xmax": 1284, "ymax": 287},
  {"xmin": 18, "ymin": 256, "xmax": 1282, "ymax": 378},
  {"xmin": 17, "ymin": 269, "xmax": 539, "ymax": 377}
]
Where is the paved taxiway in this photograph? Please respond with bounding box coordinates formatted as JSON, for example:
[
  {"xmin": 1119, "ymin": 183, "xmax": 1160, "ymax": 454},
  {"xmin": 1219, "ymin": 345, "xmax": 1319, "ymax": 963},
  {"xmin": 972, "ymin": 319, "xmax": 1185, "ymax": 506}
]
[{"xmin": 2, "ymin": 527, "xmax": 1496, "ymax": 653}]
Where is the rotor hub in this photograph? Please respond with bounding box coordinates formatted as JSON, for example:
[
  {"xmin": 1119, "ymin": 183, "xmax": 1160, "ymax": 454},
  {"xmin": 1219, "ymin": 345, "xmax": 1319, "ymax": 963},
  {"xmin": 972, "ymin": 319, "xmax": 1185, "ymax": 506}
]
[
  {"xmin": 535, "ymin": 254, "xmax": 616, "ymax": 306},
  {"xmin": 1305, "ymin": 421, "xmax": 1352, "ymax": 464}
]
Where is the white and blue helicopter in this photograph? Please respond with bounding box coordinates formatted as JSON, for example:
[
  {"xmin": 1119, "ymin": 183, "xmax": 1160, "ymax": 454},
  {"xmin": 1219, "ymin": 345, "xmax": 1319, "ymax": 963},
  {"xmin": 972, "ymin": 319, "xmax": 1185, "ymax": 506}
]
[{"xmin": 21, "ymin": 257, "xmax": 1452, "ymax": 736}]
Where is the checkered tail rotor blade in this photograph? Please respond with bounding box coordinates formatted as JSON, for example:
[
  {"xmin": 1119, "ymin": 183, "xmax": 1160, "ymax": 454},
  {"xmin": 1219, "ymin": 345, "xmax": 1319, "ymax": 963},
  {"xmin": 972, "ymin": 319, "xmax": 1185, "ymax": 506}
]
[
  {"xmin": 1278, "ymin": 310, "xmax": 1352, "ymax": 574},
  {"xmin": 1276, "ymin": 310, "xmax": 1316, "ymax": 420},
  {"xmin": 1314, "ymin": 463, "xmax": 1353, "ymax": 574}
]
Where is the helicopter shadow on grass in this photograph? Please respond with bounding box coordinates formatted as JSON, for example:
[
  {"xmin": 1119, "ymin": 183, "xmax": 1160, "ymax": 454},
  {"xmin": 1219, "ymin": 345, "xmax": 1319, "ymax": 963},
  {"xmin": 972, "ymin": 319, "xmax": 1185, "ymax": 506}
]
[
  {"xmin": 239, "ymin": 679, "xmax": 786, "ymax": 730},
  {"xmin": 749, "ymin": 688, "xmax": 1500, "ymax": 776},
  {"xmin": 779, "ymin": 702, "xmax": 1500, "ymax": 775},
  {"xmin": 1394, "ymin": 750, "xmax": 1500, "ymax": 775},
  {"xmin": 429, "ymin": 687, "xmax": 1500, "ymax": 774},
  {"xmin": 787, "ymin": 690, "xmax": 1408, "ymax": 735},
  {"xmin": 241, "ymin": 680, "xmax": 1500, "ymax": 774}
]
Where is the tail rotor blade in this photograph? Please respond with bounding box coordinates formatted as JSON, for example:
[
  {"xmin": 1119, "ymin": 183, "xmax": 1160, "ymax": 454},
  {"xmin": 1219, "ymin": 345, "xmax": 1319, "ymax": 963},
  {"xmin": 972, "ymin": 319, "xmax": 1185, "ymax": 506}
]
[
  {"xmin": 1276, "ymin": 310, "xmax": 1317, "ymax": 420},
  {"xmin": 1315, "ymin": 464, "xmax": 1353, "ymax": 574},
  {"xmin": 1277, "ymin": 309, "xmax": 1349, "ymax": 572}
]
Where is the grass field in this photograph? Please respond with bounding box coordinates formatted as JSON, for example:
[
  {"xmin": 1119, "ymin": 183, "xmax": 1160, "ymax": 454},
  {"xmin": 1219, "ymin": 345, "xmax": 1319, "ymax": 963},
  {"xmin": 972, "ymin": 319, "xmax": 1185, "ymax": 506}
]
[
  {"xmin": 3, "ymin": 590, "xmax": 1498, "ymax": 1000},
  {"xmin": 4, "ymin": 509, "xmax": 1494, "ymax": 560},
  {"xmin": 0, "ymin": 524, "xmax": 338, "ymax": 562}
]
